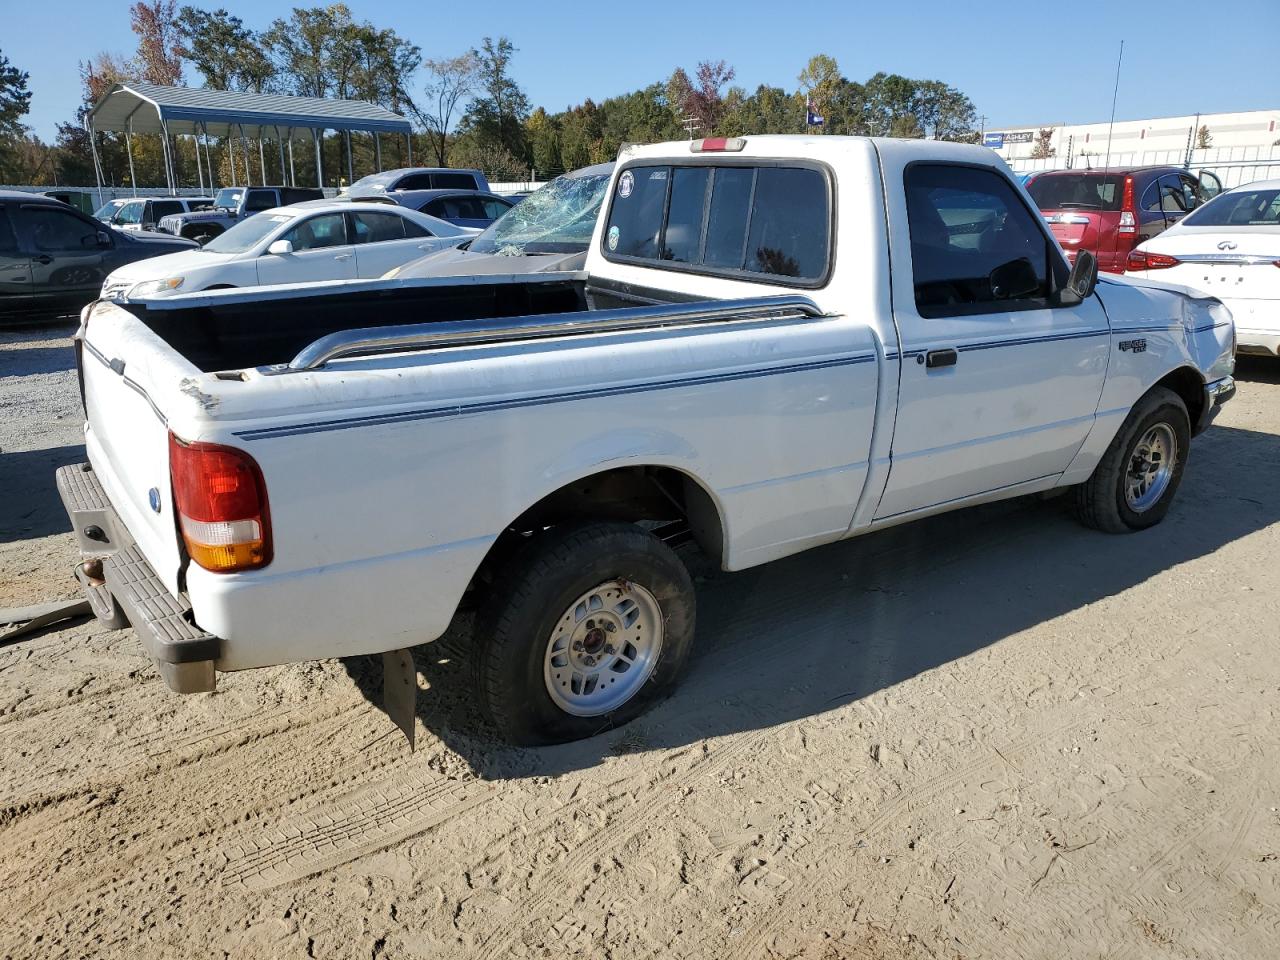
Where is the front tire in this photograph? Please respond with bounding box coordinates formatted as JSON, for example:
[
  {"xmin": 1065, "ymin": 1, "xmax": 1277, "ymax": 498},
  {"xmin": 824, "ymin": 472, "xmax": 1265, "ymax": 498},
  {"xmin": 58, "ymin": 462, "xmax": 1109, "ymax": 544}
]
[
  {"xmin": 1073, "ymin": 386, "xmax": 1190, "ymax": 533},
  {"xmin": 474, "ymin": 522, "xmax": 696, "ymax": 745}
]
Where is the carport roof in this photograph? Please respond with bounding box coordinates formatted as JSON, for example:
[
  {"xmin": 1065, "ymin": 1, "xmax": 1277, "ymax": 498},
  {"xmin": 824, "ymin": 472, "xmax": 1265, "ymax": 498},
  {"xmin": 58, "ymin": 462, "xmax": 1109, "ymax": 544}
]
[{"xmin": 86, "ymin": 82, "xmax": 412, "ymax": 138}]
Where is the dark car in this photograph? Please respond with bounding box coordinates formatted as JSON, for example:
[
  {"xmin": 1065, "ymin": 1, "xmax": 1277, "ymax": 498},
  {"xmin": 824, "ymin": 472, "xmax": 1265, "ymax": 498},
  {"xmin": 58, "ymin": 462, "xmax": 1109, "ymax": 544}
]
[
  {"xmin": 348, "ymin": 188, "xmax": 515, "ymax": 230},
  {"xmin": 1027, "ymin": 166, "xmax": 1223, "ymax": 273},
  {"xmin": 0, "ymin": 190, "xmax": 195, "ymax": 324}
]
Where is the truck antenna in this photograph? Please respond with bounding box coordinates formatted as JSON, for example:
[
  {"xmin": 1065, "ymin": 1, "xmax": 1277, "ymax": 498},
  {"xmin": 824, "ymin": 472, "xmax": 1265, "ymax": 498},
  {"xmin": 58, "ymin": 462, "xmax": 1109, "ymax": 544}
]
[{"xmin": 1101, "ymin": 40, "xmax": 1124, "ymax": 175}]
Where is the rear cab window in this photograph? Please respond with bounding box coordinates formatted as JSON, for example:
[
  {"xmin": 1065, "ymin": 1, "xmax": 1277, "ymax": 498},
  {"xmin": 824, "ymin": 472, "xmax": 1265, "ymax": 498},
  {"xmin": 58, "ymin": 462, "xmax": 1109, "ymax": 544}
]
[{"xmin": 602, "ymin": 162, "xmax": 831, "ymax": 285}]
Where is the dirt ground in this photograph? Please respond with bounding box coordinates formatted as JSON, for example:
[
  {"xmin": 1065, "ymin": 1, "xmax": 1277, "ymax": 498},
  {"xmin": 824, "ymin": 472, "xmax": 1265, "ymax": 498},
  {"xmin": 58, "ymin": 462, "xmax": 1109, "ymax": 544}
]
[{"xmin": 2, "ymin": 321, "xmax": 1279, "ymax": 960}]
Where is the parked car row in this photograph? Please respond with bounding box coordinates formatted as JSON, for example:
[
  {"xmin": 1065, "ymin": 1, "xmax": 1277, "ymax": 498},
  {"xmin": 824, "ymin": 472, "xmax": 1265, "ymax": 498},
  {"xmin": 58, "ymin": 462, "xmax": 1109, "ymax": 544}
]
[{"xmin": 1, "ymin": 190, "xmax": 194, "ymax": 324}]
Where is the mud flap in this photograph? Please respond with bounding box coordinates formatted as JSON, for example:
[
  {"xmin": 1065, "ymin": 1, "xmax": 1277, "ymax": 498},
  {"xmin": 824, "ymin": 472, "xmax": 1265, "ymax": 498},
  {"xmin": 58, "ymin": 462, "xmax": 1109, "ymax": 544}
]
[{"xmin": 381, "ymin": 648, "xmax": 417, "ymax": 750}]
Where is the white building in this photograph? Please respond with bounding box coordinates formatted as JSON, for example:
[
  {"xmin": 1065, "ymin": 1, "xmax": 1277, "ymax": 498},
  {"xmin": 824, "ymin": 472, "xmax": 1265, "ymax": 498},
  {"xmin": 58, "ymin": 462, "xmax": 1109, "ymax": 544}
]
[{"xmin": 984, "ymin": 109, "xmax": 1280, "ymax": 187}]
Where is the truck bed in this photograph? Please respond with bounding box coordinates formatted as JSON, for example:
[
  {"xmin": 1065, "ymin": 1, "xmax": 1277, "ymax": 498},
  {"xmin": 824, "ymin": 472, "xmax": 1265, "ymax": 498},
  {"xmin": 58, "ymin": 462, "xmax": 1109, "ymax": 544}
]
[{"xmin": 121, "ymin": 276, "xmax": 593, "ymax": 372}]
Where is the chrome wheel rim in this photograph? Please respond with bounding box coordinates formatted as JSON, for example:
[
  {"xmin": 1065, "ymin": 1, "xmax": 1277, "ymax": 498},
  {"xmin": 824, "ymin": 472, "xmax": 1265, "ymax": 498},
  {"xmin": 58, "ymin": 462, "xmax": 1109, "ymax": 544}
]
[
  {"xmin": 543, "ymin": 580, "xmax": 664, "ymax": 717},
  {"xmin": 1125, "ymin": 422, "xmax": 1177, "ymax": 512}
]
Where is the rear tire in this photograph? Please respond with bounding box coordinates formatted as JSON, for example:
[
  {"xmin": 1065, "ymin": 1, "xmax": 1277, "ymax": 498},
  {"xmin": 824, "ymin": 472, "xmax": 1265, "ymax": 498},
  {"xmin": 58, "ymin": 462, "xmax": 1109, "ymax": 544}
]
[
  {"xmin": 1073, "ymin": 386, "xmax": 1190, "ymax": 533},
  {"xmin": 473, "ymin": 522, "xmax": 696, "ymax": 746}
]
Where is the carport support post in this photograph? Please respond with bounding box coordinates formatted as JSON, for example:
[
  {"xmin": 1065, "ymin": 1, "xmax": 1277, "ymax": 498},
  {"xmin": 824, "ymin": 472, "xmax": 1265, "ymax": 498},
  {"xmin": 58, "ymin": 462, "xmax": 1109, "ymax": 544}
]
[
  {"xmin": 194, "ymin": 131, "xmax": 204, "ymax": 193},
  {"xmin": 239, "ymin": 124, "xmax": 251, "ymax": 187},
  {"xmin": 228, "ymin": 129, "xmax": 238, "ymax": 187},
  {"xmin": 125, "ymin": 118, "xmax": 137, "ymax": 197},
  {"xmin": 374, "ymin": 132, "xmax": 381, "ymax": 172},
  {"xmin": 344, "ymin": 129, "xmax": 353, "ymax": 187},
  {"xmin": 287, "ymin": 132, "xmax": 296, "ymax": 187},
  {"xmin": 159, "ymin": 118, "xmax": 176, "ymax": 195},
  {"xmin": 201, "ymin": 123, "xmax": 215, "ymax": 188},
  {"xmin": 406, "ymin": 131, "xmax": 412, "ymax": 165},
  {"xmin": 313, "ymin": 128, "xmax": 324, "ymax": 188},
  {"xmin": 258, "ymin": 135, "xmax": 267, "ymax": 185},
  {"xmin": 86, "ymin": 119, "xmax": 105, "ymax": 209},
  {"xmin": 275, "ymin": 126, "xmax": 286, "ymax": 186}
]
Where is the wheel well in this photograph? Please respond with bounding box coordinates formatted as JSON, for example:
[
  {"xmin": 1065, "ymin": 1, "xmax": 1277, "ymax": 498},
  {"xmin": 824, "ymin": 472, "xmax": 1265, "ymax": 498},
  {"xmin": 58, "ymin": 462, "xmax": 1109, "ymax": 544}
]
[
  {"xmin": 1154, "ymin": 366, "xmax": 1205, "ymax": 430},
  {"xmin": 470, "ymin": 466, "xmax": 725, "ymax": 592}
]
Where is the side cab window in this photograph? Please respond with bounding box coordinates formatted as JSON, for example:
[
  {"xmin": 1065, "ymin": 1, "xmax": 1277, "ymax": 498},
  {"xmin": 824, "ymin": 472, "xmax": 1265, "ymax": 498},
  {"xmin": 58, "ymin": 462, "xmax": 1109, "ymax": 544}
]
[
  {"xmin": 244, "ymin": 190, "xmax": 277, "ymax": 213},
  {"xmin": 904, "ymin": 164, "xmax": 1065, "ymax": 318}
]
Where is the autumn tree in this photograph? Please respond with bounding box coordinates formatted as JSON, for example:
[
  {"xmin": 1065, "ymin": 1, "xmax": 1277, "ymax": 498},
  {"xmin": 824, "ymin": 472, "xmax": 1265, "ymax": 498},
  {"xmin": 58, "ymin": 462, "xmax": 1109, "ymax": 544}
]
[
  {"xmin": 667, "ymin": 60, "xmax": 736, "ymax": 135},
  {"xmin": 1030, "ymin": 127, "xmax": 1056, "ymax": 159},
  {"xmin": 131, "ymin": 1, "xmax": 184, "ymax": 85},
  {"xmin": 1196, "ymin": 124, "xmax": 1213, "ymax": 150}
]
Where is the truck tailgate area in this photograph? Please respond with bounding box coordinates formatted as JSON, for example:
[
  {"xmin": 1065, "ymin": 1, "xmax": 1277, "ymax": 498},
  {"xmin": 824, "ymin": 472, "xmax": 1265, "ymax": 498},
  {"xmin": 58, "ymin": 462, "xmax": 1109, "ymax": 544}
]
[{"xmin": 80, "ymin": 308, "xmax": 193, "ymax": 594}]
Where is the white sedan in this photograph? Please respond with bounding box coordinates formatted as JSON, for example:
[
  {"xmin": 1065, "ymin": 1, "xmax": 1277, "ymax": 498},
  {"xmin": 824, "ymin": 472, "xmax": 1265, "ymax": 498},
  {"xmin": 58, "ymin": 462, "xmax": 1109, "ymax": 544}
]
[
  {"xmin": 1127, "ymin": 178, "xmax": 1280, "ymax": 357},
  {"xmin": 101, "ymin": 201, "xmax": 477, "ymax": 301}
]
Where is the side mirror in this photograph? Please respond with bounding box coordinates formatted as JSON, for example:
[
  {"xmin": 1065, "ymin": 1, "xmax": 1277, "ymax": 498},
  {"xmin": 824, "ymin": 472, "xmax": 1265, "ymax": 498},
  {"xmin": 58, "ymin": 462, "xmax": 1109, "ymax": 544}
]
[
  {"xmin": 267, "ymin": 239, "xmax": 293, "ymax": 256},
  {"xmin": 1059, "ymin": 249, "xmax": 1098, "ymax": 306},
  {"xmin": 989, "ymin": 257, "xmax": 1040, "ymax": 300},
  {"xmin": 95, "ymin": 231, "xmax": 112, "ymax": 248}
]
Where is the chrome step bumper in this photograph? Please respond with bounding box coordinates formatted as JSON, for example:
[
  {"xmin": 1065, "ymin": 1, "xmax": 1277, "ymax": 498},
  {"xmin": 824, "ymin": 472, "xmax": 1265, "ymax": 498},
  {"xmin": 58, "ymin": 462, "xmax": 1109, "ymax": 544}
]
[{"xmin": 56, "ymin": 462, "xmax": 218, "ymax": 693}]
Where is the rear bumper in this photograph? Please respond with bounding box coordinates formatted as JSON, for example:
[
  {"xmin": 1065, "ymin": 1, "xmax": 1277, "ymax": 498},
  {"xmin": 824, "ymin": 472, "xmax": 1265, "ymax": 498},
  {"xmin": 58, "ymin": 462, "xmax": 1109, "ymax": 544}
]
[
  {"xmin": 1236, "ymin": 328, "xmax": 1280, "ymax": 357},
  {"xmin": 1196, "ymin": 375, "xmax": 1236, "ymax": 435},
  {"xmin": 56, "ymin": 461, "xmax": 219, "ymax": 693}
]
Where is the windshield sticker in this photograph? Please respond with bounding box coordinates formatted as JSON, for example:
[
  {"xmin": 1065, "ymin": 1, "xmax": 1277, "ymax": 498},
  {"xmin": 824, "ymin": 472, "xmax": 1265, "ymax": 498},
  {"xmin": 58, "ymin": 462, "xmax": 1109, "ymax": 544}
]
[
  {"xmin": 268, "ymin": 215, "xmax": 292, "ymax": 222},
  {"xmin": 617, "ymin": 170, "xmax": 634, "ymax": 199},
  {"xmin": 607, "ymin": 225, "xmax": 620, "ymax": 251},
  {"xmin": 649, "ymin": 170, "xmax": 667, "ymax": 181}
]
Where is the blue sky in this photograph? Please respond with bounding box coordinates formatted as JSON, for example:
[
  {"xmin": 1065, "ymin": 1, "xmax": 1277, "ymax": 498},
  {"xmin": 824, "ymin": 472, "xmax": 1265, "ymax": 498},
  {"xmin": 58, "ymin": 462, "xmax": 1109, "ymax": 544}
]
[{"xmin": 9, "ymin": 0, "xmax": 1280, "ymax": 141}]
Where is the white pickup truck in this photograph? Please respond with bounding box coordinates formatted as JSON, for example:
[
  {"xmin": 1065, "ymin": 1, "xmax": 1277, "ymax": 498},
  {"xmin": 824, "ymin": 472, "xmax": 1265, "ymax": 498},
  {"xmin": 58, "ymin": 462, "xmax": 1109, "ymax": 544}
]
[{"xmin": 58, "ymin": 136, "xmax": 1236, "ymax": 745}]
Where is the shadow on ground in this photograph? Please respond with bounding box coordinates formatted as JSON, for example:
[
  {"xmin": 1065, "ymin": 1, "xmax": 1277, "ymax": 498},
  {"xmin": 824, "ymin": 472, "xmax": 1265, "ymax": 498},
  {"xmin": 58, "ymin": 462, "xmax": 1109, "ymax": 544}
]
[
  {"xmin": 1234, "ymin": 355, "xmax": 1280, "ymax": 385},
  {"xmin": 341, "ymin": 421, "xmax": 1280, "ymax": 779},
  {"xmin": 0, "ymin": 445, "xmax": 85, "ymax": 542}
]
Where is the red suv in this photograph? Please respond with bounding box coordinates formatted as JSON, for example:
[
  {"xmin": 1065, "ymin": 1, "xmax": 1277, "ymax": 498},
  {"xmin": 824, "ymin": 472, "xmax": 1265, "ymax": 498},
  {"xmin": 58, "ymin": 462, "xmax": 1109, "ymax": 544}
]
[{"xmin": 1027, "ymin": 167, "xmax": 1223, "ymax": 273}]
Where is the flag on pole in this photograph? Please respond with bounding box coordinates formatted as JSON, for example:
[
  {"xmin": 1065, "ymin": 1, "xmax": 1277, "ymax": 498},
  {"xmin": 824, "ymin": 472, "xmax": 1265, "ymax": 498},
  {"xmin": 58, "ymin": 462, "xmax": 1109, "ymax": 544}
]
[{"xmin": 806, "ymin": 101, "xmax": 825, "ymax": 127}]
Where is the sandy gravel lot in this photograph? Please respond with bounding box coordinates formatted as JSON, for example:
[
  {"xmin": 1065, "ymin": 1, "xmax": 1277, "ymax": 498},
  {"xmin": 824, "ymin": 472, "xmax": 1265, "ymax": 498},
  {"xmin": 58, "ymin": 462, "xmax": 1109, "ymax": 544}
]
[{"xmin": 2, "ymin": 321, "xmax": 1279, "ymax": 960}]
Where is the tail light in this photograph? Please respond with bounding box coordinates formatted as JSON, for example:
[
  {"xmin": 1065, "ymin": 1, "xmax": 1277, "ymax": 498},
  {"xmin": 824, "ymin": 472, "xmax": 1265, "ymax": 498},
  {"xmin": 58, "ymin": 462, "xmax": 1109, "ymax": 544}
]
[
  {"xmin": 169, "ymin": 433, "xmax": 272, "ymax": 573},
  {"xmin": 1117, "ymin": 175, "xmax": 1137, "ymax": 235},
  {"xmin": 1127, "ymin": 250, "xmax": 1181, "ymax": 271}
]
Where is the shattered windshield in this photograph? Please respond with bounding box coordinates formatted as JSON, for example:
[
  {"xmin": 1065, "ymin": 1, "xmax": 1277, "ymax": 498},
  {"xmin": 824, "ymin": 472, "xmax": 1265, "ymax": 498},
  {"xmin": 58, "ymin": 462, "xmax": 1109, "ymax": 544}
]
[
  {"xmin": 469, "ymin": 172, "xmax": 611, "ymax": 256},
  {"xmin": 213, "ymin": 188, "xmax": 243, "ymax": 211}
]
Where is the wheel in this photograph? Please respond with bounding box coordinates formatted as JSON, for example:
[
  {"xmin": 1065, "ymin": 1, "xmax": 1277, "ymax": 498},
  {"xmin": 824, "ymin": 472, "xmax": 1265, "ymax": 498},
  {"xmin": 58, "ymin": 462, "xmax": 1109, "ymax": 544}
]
[
  {"xmin": 185, "ymin": 229, "xmax": 219, "ymax": 245},
  {"xmin": 473, "ymin": 522, "xmax": 696, "ymax": 745},
  {"xmin": 1073, "ymin": 386, "xmax": 1190, "ymax": 533}
]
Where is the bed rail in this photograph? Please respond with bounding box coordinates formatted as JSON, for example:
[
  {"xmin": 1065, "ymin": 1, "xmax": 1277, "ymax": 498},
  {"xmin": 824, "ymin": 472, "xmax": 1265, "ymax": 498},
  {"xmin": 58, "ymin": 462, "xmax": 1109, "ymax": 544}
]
[{"xmin": 283, "ymin": 296, "xmax": 831, "ymax": 371}]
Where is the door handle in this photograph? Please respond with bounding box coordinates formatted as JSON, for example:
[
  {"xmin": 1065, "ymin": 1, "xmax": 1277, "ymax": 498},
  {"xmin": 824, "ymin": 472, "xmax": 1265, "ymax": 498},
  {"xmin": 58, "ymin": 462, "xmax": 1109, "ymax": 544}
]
[
  {"xmin": 32, "ymin": 254, "xmax": 53, "ymax": 265},
  {"xmin": 334, "ymin": 253, "xmax": 353, "ymax": 261},
  {"xmin": 924, "ymin": 348, "xmax": 958, "ymax": 369}
]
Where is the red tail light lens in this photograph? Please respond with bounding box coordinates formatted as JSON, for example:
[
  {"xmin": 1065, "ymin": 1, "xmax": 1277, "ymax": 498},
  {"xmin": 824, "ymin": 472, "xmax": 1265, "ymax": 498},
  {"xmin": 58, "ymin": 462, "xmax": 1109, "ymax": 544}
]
[
  {"xmin": 169, "ymin": 433, "xmax": 272, "ymax": 572},
  {"xmin": 1127, "ymin": 250, "xmax": 1181, "ymax": 271},
  {"xmin": 1117, "ymin": 175, "xmax": 1137, "ymax": 236}
]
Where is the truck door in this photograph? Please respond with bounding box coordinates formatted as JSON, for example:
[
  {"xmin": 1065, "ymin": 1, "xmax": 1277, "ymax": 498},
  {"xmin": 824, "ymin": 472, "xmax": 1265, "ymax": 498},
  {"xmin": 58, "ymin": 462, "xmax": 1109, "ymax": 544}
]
[{"xmin": 876, "ymin": 160, "xmax": 1110, "ymax": 520}]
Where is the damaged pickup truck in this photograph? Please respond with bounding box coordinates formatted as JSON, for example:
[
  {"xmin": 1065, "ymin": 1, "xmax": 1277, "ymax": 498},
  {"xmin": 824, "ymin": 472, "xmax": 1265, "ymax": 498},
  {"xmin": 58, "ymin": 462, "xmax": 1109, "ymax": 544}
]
[{"xmin": 59, "ymin": 136, "xmax": 1236, "ymax": 745}]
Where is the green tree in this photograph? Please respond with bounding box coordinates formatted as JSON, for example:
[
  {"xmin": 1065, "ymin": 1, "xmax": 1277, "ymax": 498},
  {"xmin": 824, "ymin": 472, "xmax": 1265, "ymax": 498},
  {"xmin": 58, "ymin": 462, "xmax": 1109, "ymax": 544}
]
[
  {"xmin": 797, "ymin": 54, "xmax": 840, "ymax": 131},
  {"xmin": 525, "ymin": 106, "xmax": 560, "ymax": 177},
  {"xmin": 0, "ymin": 49, "xmax": 34, "ymax": 180},
  {"xmin": 176, "ymin": 7, "xmax": 274, "ymax": 91},
  {"xmin": 462, "ymin": 36, "xmax": 530, "ymax": 160}
]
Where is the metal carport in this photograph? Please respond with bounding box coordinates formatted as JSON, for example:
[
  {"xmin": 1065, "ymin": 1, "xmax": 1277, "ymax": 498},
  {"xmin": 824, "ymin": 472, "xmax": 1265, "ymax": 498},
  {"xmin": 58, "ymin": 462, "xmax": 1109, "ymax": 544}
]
[{"xmin": 84, "ymin": 81, "xmax": 414, "ymax": 199}]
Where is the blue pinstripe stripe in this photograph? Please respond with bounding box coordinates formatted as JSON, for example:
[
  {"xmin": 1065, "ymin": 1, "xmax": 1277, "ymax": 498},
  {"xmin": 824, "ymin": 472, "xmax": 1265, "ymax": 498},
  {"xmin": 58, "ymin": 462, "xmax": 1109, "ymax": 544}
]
[{"xmin": 234, "ymin": 353, "xmax": 877, "ymax": 441}]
